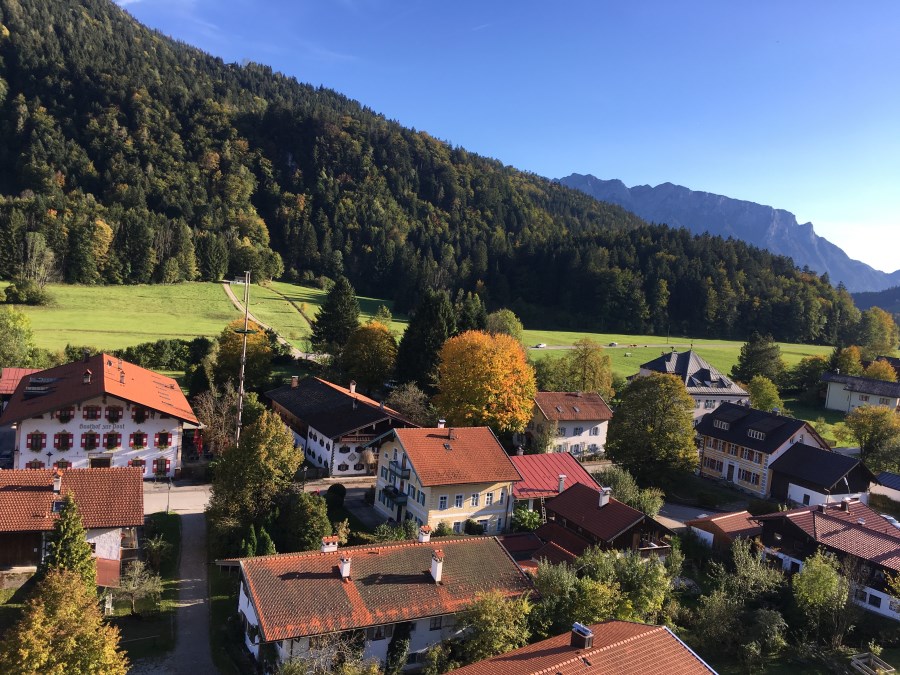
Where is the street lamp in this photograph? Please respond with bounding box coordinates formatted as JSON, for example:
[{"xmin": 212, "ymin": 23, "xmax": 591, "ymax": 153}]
[
  {"xmin": 301, "ymin": 465, "xmax": 308, "ymax": 491},
  {"xmin": 166, "ymin": 478, "xmax": 172, "ymax": 514}
]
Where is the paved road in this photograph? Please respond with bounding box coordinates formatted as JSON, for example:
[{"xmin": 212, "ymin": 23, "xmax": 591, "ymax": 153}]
[
  {"xmin": 131, "ymin": 483, "xmax": 213, "ymax": 675},
  {"xmin": 656, "ymin": 502, "xmax": 721, "ymax": 532}
]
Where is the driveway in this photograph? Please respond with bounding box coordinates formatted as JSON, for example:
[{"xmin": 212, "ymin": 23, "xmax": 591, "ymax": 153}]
[
  {"xmin": 131, "ymin": 483, "xmax": 213, "ymax": 674},
  {"xmin": 657, "ymin": 502, "xmax": 720, "ymax": 532}
]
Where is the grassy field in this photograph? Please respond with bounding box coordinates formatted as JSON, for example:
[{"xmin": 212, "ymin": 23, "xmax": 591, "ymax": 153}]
[{"xmin": 10, "ymin": 282, "xmax": 239, "ymax": 351}]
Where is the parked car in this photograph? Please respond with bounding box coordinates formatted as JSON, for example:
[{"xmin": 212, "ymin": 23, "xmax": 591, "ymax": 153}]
[
  {"xmin": 534, "ymin": 343, "xmax": 547, "ymax": 349},
  {"xmin": 608, "ymin": 342, "xmax": 618, "ymax": 347}
]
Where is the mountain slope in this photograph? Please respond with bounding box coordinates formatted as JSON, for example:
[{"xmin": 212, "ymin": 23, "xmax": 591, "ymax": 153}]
[
  {"xmin": 559, "ymin": 174, "xmax": 900, "ymax": 293},
  {"xmin": 0, "ymin": 0, "xmax": 860, "ymax": 343}
]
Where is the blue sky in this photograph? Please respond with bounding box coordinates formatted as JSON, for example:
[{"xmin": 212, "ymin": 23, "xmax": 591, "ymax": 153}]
[{"xmin": 117, "ymin": 0, "xmax": 900, "ymax": 272}]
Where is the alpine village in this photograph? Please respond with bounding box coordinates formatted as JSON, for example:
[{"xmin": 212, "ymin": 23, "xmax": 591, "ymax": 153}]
[{"xmin": 0, "ymin": 2, "xmax": 899, "ymax": 674}]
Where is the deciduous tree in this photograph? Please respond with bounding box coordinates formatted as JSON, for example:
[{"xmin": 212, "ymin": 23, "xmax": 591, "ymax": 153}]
[
  {"xmin": 864, "ymin": 359, "xmax": 898, "ymax": 382},
  {"xmin": 434, "ymin": 331, "xmax": 536, "ymax": 434},
  {"xmin": 485, "ymin": 309, "xmax": 524, "ymax": 343},
  {"xmin": 384, "ymin": 382, "xmax": 434, "ymax": 427},
  {"xmin": 592, "ymin": 466, "xmax": 663, "ymax": 517},
  {"xmin": 830, "ymin": 345, "xmax": 864, "ymax": 376},
  {"xmin": 458, "ymin": 590, "xmax": 532, "ymax": 664},
  {"xmin": 605, "ymin": 373, "xmax": 697, "ymax": 484},
  {"xmin": 275, "ymin": 489, "xmax": 333, "ymax": 553},
  {"xmin": 859, "ymin": 307, "xmax": 900, "ymax": 361},
  {"xmin": 43, "ymin": 493, "xmax": 96, "ymax": 590},
  {"xmin": 746, "ymin": 375, "xmax": 784, "ymax": 413},
  {"xmin": 340, "ymin": 321, "xmax": 397, "ymax": 391},
  {"xmin": 310, "ymin": 276, "xmax": 360, "ymax": 353},
  {"xmin": 792, "ymin": 550, "xmax": 853, "ymax": 648},
  {"xmin": 529, "ymin": 562, "xmax": 618, "ymax": 639},
  {"xmin": 113, "ymin": 561, "xmax": 164, "ymax": 615},
  {"xmin": 214, "ymin": 318, "xmax": 273, "ymax": 390},
  {"xmin": 0, "ymin": 306, "xmax": 36, "ymax": 368},
  {"xmin": 0, "ymin": 569, "xmax": 128, "ymax": 675},
  {"xmin": 835, "ymin": 404, "xmax": 900, "ymax": 467}
]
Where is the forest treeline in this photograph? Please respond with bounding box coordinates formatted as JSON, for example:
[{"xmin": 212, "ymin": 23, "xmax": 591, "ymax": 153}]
[{"xmin": 0, "ymin": 0, "xmax": 866, "ymax": 343}]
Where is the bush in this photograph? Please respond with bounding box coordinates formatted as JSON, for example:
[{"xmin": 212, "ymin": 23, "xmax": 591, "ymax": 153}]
[
  {"xmin": 325, "ymin": 483, "xmax": 347, "ymax": 508},
  {"xmin": 3, "ymin": 278, "xmax": 50, "ymax": 305},
  {"xmin": 463, "ymin": 519, "xmax": 484, "ymax": 535},
  {"xmin": 747, "ymin": 498, "xmax": 782, "ymax": 516},
  {"xmin": 433, "ymin": 522, "xmax": 452, "ymax": 537}
]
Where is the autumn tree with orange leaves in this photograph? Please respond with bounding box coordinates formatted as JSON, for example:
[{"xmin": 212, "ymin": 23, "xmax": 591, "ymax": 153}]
[{"xmin": 433, "ymin": 331, "xmax": 536, "ymax": 434}]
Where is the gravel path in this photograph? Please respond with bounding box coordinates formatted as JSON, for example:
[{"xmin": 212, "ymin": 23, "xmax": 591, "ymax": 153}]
[{"xmin": 221, "ymin": 281, "xmax": 307, "ymax": 360}]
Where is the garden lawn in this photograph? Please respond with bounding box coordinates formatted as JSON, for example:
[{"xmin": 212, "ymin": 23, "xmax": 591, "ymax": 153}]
[
  {"xmin": 782, "ymin": 395, "xmax": 846, "ymax": 447},
  {"xmin": 208, "ymin": 565, "xmax": 242, "ymax": 675},
  {"xmin": 110, "ymin": 511, "xmax": 181, "ymax": 660},
  {"xmin": 10, "ymin": 283, "xmax": 239, "ymax": 351}
]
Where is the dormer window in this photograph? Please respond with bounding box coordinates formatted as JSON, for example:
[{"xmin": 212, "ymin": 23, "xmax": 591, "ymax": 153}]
[
  {"xmin": 82, "ymin": 369, "xmax": 92, "ymax": 385},
  {"xmin": 747, "ymin": 429, "xmax": 766, "ymax": 441},
  {"xmin": 713, "ymin": 419, "xmax": 730, "ymax": 431}
]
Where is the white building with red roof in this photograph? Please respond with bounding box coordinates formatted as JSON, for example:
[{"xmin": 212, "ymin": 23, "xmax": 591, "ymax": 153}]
[
  {"xmin": 523, "ymin": 392, "xmax": 613, "ymax": 455},
  {"xmin": 0, "ymin": 353, "xmax": 198, "ymax": 477},
  {"xmin": 372, "ymin": 422, "xmax": 522, "ymax": 534},
  {"xmin": 0, "ymin": 467, "xmax": 144, "ymax": 586}
]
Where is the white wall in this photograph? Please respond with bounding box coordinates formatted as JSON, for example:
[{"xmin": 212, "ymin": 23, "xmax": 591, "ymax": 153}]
[
  {"xmin": 871, "ymin": 484, "xmax": 900, "ymax": 502},
  {"xmin": 87, "ymin": 527, "xmax": 121, "ymax": 560},
  {"xmin": 786, "ymin": 483, "xmax": 868, "ymax": 507},
  {"xmin": 15, "ymin": 394, "xmax": 184, "ymax": 477},
  {"xmin": 238, "ymin": 579, "xmax": 261, "ymax": 659},
  {"xmin": 825, "ymin": 382, "xmax": 900, "ymax": 413},
  {"xmin": 303, "ymin": 424, "xmax": 372, "ymax": 477},
  {"xmin": 689, "ymin": 526, "xmax": 714, "ymax": 547},
  {"xmin": 854, "ymin": 586, "xmax": 900, "ymax": 622},
  {"xmin": 551, "ymin": 419, "xmax": 608, "ymax": 454}
]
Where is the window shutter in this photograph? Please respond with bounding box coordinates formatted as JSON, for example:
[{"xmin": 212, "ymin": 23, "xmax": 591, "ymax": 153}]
[
  {"xmin": 53, "ymin": 434, "xmax": 59, "ymax": 449},
  {"xmin": 154, "ymin": 433, "xmax": 159, "ymax": 447},
  {"xmin": 165, "ymin": 459, "xmax": 171, "ymax": 472},
  {"xmin": 127, "ymin": 460, "xmax": 133, "ymax": 467},
  {"xmin": 81, "ymin": 434, "xmax": 86, "ymax": 449},
  {"xmin": 129, "ymin": 434, "xmax": 134, "ymax": 448}
]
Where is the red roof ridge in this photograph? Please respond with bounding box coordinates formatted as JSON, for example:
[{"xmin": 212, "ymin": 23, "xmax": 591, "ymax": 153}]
[{"xmin": 314, "ymin": 377, "xmax": 402, "ymax": 416}]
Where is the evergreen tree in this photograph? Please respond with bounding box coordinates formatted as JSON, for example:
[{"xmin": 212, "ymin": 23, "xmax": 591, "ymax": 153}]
[
  {"xmin": 241, "ymin": 524, "xmax": 258, "ymax": 558},
  {"xmin": 310, "ymin": 276, "xmax": 360, "ymax": 353},
  {"xmin": 256, "ymin": 526, "xmax": 277, "ymax": 555},
  {"xmin": 395, "ymin": 290, "xmax": 456, "ymax": 391},
  {"xmin": 731, "ymin": 332, "xmax": 785, "ymax": 384},
  {"xmin": 43, "ymin": 492, "xmax": 96, "ymax": 590},
  {"xmin": 454, "ymin": 290, "xmax": 486, "ymax": 332}
]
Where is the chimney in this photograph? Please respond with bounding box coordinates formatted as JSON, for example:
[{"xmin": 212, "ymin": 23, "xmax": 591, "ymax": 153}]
[
  {"xmin": 819, "ymin": 503, "xmax": 828, "ymax": 513},
  {"xmin": 83, "ymin": 369, "xmax": 92, "ymax": 385},
  {"xmin": 570, "ymin": 622, "xmax": 594, "ymax": 650},
  {"xmin": 418, "ymin": 525, "xmax": 432, "ymax": 543},
  {"xmin": 380, "ymin": 400, "xmax": 385, "ymax": 410},
  {"xmin": 349, "ymin": 380, "xmax": 357, "ymax": 395},
  {"xmin": 52, "ymin": 469, "xmax": 62, "ymax": 494},
  {"xmin": 291, "ymin": 375, "xmax": 299, "ymax": 389},
  {"xmin": 841, "ymin": 498, "xmax": 851, "ymax": 512},
  {"xmin": 835, "ymin": 368, "xmax": 840, "ymax": 375},
  {"xmin": 437, "ymin": 419, "xmax": 446, "ymax": 429},
  {"xmin": 430, "ymin": 549, "xmax": 444, "ymax": 583},
  {"xmin": 338, "ymin": 555, "xmax": 352, "ymax": 580},
  {"xmin": 598, "ymin": 486, "xmax": 611, "ymax": 508},
  {"xmin": 448, "ymin": 428, "xmax": 456, "ymax": 440},
  {"xmin": 117, "ymin": 357, "xmax": 122, "ymax": 370},
  {"xmin": 558, "ymin": 474, "xmax": 566, "ymax": 494},
  {"xmin": 82, "ymin": 348, "xmax": 90, "ymax": 363},
  {"xmin": 516, "ymin": 446, "xmax": 524, "ymax": 456},
  {"xmin": 119, "ymin": 371, "xmax": 125, "ymax": 385},
  {"xmin": 321, "ymin": 535, "xmax": 339, "ymax": 553}
]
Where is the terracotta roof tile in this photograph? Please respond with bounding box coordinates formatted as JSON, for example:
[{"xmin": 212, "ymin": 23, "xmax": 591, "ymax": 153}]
[
  {"xmin": 0, "ymin": 468, "xmax": 144, "ymax": 532},
  {"xmin": 533, "ymin": 392, "xmax": 612, "ymax": 422},
  {"xmin": 448, "ymin": 620, "xmax": 717, "ymax": 675},
  {"xmin": 685, "ymin": 511, "xmax": 761, "ymax": 540},
  {"xmin": 0, "ymin": 368, "xmax": 40, "ymax": 396},
  {"xmin": 531, "ymin": 540, "xmax": 579, "ymax": 565},
  {"xmin": 394, "ymin": 427, "xmax": 522, "ymax": 487},
  {"xmin": 545, "ymin": 483, "xmax": 646, "ymax": 543},
  {"xmin": 534, "ymin": 522, "xmax": 592, "ymax": 558},
  {"xmin": 510, "ymin": 453, "xmax": 597, "ymax": 500},
  {"xmin": 0, "ymin": 354, "xmax": 197, "ymax": 425},
  {"xmin": 240, "ymin": 537, "xmax": 534, "ymax": 643},
  {"xmin": 757, "ymin": 501, "xmax": 900, "ymax": 572},
  {"xmin": 96, "ymin": 557, "xmax": 121, "ymax": 588}
]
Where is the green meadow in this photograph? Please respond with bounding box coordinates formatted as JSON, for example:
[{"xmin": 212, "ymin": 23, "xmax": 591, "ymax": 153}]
[{"xmin": 7, "ymin": 281, "xmax": 835, "ymax": 382}]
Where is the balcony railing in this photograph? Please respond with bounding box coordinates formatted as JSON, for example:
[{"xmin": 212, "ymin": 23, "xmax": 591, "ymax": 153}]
[
  {"xmin": 384, "ymin": 485, "xmax": 408, "ymax": 505},
  {"xmin": 389, "ymin": 460, "xmax": 410, "ymax": 480},
  {"xmin": 340, "ymin": 434, "xmax": 376, "ymax": 444}
]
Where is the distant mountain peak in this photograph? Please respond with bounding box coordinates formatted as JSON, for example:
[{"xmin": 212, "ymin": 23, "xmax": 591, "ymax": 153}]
[{"xmin": 558, "ymin": 174, "xmax": 900, "ymax": 293}]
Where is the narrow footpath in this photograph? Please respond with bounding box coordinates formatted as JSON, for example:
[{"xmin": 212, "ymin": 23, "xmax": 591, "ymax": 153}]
[{"xmin": 221, "ymin": 281, "xmax": 306, "ymax": 359}]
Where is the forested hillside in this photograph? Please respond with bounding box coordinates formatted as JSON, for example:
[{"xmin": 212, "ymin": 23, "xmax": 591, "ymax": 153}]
[{"xmin": 0, "ymin": 0, "xmax": 861, "ymax": 342}]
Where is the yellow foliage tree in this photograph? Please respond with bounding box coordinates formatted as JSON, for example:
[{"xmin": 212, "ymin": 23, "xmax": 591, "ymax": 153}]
[
  {"xmin": 0, "ymin": 569, "xmax": 128, "ymax": 675},
  {"xmin": 434, "ymin": 331, "xmax": 536, "ymax": 434},
  {"xmin": 863, "ymin": 359, "xmax": 898, "ymax": 383},
  {"xmin": 215, "ymin": 318, "xmax": 273, "ymax": 389},
  {"xmin": 341, "ymin": 321, "xmax": 397, "ymax": 391}
]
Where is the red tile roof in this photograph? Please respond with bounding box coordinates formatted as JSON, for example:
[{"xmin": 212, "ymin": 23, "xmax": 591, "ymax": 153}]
[
  {"xmin": 240, "ymin": 537, "xmax": 534, "ymax": 643},
  {"xmin": 0, "ymin": 368, "xmax": 40, "ymax": 396},
  {"xmin": 0, "ymin": 353, "xmax": 197, "ymax": 425},
  {"xmin": 394, "ymin": 427, "xmax": 522, "ymax": 487},
  {"xmin": 545, "ymin": 483, "xmax": 645, "ymax": 544},
  {"xmin": 0, "ymin": 468, "xmax": 145, "ymax": 532},
  {"xmin": 534, "ymin": 522, "xmax": 592, "ymax": 559},
  {"xmin": 510, "ymin": 453, "xmax": 597, "ymax": 500},
  {"xmin": 686, "ymin": 511, "xmax": 761, "ymax": 541},
  {"xmin": 534, "ymin": 392, "xmax": 613, "ymax": 422},
  {"xmin": 448, "ymin": 620, "xmax": 717, "ymax": 675},
  {"xmin": 756, "ymin": 501, "xmax": 900, "ymax": 572},
  {"xmin": 531, "ymin": 540, "xmax": 578, "ymax": 565}
]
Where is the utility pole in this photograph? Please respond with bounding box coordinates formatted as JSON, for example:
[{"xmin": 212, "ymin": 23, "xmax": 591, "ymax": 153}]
[{"xmin": 234, "ymin": 270, "xmax": 256, "ymax": 445}]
